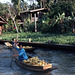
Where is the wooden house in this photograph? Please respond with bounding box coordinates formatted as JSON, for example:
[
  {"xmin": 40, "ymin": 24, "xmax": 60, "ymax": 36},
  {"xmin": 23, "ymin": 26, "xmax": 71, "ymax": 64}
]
[
  {"xmin": 20, "ymin": 8, "xmax": 48, "ymax": 32},
  {"xmin": 0, "ymin": 16, "xmax": 7, "ymax": 34},
  {"xmin": 20, "ymin": 8, "xmax": 48, "ymax": 22}
]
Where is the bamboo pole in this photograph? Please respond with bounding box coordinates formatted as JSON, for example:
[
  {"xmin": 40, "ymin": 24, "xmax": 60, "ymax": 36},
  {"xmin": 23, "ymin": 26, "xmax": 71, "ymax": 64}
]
[
  {"xmin": 33, "ymin": 0, "xmax": 37, "ymax": 32},
  {"xmin": 34, "ymin": 13, "xmax": 37, "ymax": 32},
  {"xmin": 41, "ymin": 0, "xmax": 42, "ymax": 8}
]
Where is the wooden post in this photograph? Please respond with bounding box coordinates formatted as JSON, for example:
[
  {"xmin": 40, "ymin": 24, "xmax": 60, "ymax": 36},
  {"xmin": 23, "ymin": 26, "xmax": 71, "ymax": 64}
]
[
  {"xmin": 20, "ymin": 13, "xmax": 24, "ymax": 22},
  {"xmin": 73, "ymin": 21, "xmax": 75, "ymax": 33},
  {"xmin": 33, "ymin": 0, "xmax": 37, "ymax": 32},
  {"xmin": 41, "ymin": 0, "xmax": 42, "ymax": 8},
  {"xmin": 43, "ymin": 0, "xmax": 45, "ymax": 8},
  {"xmin": 0, "ymin": 26, "xmax": 2, "ymax": 35},
  {"xmin": 31, "ymin": 13, "xmax": 32, "ymax": 22},
  {"xmin": 34, "ymin": 13, "xmax": 37, "ymax": 32}
]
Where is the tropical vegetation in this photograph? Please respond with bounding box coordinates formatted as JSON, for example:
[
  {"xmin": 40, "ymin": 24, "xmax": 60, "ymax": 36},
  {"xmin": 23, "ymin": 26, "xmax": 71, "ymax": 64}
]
[
  {"xmin": 28, "ymin": 2, "xmax": 75, "ymax": 33},
  {"xmin": 0, "ymin": 0, "xmax": 75, "ymax": 45},
  {"xmin": 1, "ymin": 32, "xmax": 75, "ymax": 45}
]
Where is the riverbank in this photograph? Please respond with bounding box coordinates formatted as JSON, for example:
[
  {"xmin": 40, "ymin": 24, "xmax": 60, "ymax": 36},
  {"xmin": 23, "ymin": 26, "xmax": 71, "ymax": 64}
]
[{"xmin": 0, "ymin": 32, "xmax": 75, "ymax": 45}]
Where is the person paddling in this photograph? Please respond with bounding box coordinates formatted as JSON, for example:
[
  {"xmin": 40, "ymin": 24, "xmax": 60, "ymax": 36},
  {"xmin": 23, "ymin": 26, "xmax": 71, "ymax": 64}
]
[
  {"xmin": 13, "ymin": 44, "xmax": 28, "ymax": 61},
  {"xmin": 12, "ymin": 38, "xmax": 16, "ymax": 48}
]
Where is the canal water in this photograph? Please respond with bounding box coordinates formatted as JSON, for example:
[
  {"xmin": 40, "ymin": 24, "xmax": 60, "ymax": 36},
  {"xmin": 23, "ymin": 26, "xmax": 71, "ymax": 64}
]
[{"xmin": 0, "ymin": 44, "xmax": 75, "ymax": 75}]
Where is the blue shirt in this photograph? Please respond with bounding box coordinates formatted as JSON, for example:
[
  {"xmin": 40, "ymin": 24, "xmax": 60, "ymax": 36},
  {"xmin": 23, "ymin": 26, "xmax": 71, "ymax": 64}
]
[{"xmin": 16, "ymin": 47, "xmax": 28, "ymax": 61}]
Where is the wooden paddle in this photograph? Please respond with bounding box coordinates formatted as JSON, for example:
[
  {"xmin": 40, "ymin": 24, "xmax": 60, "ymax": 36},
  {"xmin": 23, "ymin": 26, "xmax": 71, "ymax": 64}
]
[
  {"xmin": 10, "ymin": 54, "xmax": 31, "ymax": 67},
  {"xmin": 10, "ymin": 54, "xmax": 19, "ymax": 67},
  {"xmin": 10, "ymin": 56, "xmax": 14, "ymax": 67},
  {"xmin": 10, "ymin": 47, "xmax": 18, "ymax": 67},
  {"xmin": 10, "ymin": 35, "xmax": 19, "ymax": 67},
  {"xmin": 10, "ymin": 49, "xmax": 14, "ymax": 67}
]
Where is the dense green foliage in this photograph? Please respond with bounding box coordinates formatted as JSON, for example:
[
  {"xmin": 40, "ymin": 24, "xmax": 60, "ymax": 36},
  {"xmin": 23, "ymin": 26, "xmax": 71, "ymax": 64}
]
[
  {"xmin": 0, "ymin": 3, "xmax": 8, "ymax": 18},
  {"xmin": 0, "ymin": 1, "xmax": 75, "ymax": 45},
  {"xmin": 37, "ymin": 0, "xmax": 54, "ymax": 8},
  {"xmin": 0, "ymin": 1, "xmax": 75, "ymax": 34},
  {"xmin": 11, "ymin": 0, "xmax": 25, "ymax": 15},
  {"xmin": 1, "ymin": 32, "xmax": 75, "ymax": 45},
  {"xmin": 28, "ymin": 2, "xmax": 75, "ymax": 33},
  {"xmin": 0, "ymin": 1, "xmax": 28, "ymax": 33}
]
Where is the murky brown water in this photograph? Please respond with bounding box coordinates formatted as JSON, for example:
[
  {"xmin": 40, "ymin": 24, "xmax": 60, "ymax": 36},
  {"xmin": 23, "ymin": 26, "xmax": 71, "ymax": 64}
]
[{"xmin": 0, "ymin": 44, "xmax": 75, "ymax": 75}]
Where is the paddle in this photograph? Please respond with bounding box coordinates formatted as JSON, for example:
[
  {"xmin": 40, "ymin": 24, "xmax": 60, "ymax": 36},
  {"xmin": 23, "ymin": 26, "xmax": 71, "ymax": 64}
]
[
  {"xmin": 10, "ymin": 49, "xmax": 14, "ymax": 67},
  {"xmin": 10, "ymin": 54, "xmax": 19, "ymax": 67},
  {"xmin": 10, "ymin": 35, "xmax": 19, "ymax": 67},
  {"xmin": 10, "ymin": 54, "xmax": 31, "ymax": 67},
  {"xmin": 10, "ymin": 47, "xmax": 18, "ymax": 67},
  {"xmin": 10, "ymin": 56, "xmax": 14, "ymax": 67}
]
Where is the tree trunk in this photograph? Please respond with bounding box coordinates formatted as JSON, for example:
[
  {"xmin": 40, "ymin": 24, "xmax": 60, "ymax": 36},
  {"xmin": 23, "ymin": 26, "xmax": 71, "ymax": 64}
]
[
  {"xmin": 12, "ymin": 18, "xmax": 18, "ymax": 33},
  {"xmin": 8, "ymin": 7, "xmax": 18, "ymax": 33}
]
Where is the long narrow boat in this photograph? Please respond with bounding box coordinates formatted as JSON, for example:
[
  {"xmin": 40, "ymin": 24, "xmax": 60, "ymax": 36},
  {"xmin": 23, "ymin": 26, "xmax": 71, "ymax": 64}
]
[
  {"xmin": 4, "ymin": 42, "xmax": 13, "ymax": 49},
  {"xmin": 23, "ymin": 46, "xmax": 35, "ymax": 52},
  {"xmin": 4, "ymin": 42, "xmax": 35, "ymax": 52},
  {"xmin": 0, "ymin": 40, "xmax": 75, "ymax": 52},
  {"xmin": 15, "ymin": 57, "xmax": 55, "ymax": 72}
]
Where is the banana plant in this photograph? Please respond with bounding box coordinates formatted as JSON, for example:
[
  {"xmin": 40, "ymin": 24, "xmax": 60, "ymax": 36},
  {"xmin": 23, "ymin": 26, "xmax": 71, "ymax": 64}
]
[{"xmin": 51, "ymin": 12, "xmax": 65, "ymax": 27}]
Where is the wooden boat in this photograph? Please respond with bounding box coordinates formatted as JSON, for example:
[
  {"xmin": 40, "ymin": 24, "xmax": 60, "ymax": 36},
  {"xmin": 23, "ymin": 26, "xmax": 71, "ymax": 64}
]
[
  {"xmin": 15, "ymin": 57, "xmax": 54, "ymax": 72},
  {"xmin": 5, "ymin": 42, "xmax": 13, "ymax": 49},
  {"xmin": 0, "ymin": 40, "xmax": 75, "ymax": 53},
  {"xmin": 4, "ymin": 42, "xmax": 35, "ymax": 52},
  {"xmin": 23, "ymin": 46, "xmax": 35, "ymax": 52}
]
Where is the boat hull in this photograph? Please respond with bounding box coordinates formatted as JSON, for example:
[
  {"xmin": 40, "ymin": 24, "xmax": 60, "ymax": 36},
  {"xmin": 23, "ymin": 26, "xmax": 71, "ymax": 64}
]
[{"xmin": 15, "ymin": 57, "xmax": 54, "ymax": 72}]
